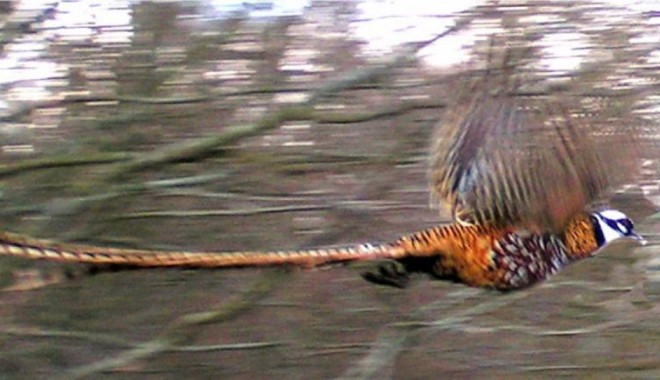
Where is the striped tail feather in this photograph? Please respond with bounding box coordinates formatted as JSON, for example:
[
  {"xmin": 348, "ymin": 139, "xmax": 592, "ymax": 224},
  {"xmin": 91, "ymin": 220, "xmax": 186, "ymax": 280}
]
[{"xmin": 0, "ymin": 232, "xmax": 408, "ymax": 269}]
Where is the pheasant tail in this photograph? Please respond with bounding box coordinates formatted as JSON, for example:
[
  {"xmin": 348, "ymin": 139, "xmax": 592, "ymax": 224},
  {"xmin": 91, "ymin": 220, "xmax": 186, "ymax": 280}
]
[{"xmin": 0, "ymin": 231, "xmax": 409, "ymax": 268}]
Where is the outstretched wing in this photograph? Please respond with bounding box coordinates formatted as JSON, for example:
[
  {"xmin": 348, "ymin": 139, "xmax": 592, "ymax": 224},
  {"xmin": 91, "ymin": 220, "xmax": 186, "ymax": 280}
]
[{"xmin": 429, "ymin": 66, "xmax": 642, "ymax": 233}]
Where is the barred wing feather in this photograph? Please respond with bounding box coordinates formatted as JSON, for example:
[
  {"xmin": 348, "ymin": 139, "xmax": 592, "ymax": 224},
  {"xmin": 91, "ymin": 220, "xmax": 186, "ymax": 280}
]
[{"xmin": 429, "ymin": 83, "xmax": 639, "ymax": 233}]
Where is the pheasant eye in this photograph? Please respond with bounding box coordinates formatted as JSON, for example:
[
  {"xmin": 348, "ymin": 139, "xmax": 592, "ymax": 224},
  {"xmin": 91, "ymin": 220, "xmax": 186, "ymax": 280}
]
[{"xmin": 618, "ymin": 219, "xmax": 634, "ymax": 233}]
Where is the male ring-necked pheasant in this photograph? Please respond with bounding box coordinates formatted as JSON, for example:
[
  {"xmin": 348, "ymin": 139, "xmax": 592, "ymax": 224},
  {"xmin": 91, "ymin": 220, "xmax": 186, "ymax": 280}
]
[{"xmin": 0, "ymin": 50, "xmax": 646, "ymax": 290}]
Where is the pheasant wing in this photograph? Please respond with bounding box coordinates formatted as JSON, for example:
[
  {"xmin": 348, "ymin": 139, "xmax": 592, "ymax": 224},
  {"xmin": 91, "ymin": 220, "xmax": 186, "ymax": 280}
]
[{"xmin": 429, "ymin": 77, "xmax": 641, "ymax": 233}]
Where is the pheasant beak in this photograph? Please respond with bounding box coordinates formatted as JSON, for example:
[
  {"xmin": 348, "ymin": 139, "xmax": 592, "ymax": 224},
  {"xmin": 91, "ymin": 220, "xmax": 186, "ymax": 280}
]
[{"xmin": 630, "ymin": 232, "xmax": 647, "ymax": 246}]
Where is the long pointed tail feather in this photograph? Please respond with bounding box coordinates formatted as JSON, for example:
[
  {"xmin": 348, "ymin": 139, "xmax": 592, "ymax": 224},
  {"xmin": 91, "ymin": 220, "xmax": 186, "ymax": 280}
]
[{"xmin": 0, "ymin": 232, "xmax": 408, "ymax": 268}]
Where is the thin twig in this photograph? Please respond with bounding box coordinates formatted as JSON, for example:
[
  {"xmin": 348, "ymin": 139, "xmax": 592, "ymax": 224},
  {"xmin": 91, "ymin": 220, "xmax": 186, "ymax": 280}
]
[
  {"xmin": 0, "ymin": 152, "xmax": 130, "ymax": 179},
  {"xmin": 112, "ymin": 205, "xmax": 331, "ymax": 219}
]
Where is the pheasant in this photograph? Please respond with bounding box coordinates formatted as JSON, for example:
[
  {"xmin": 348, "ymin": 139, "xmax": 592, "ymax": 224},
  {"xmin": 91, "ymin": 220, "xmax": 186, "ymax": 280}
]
[{"xmin": 0, "ymin": 51, "xmax": 646, "ymax": 291}]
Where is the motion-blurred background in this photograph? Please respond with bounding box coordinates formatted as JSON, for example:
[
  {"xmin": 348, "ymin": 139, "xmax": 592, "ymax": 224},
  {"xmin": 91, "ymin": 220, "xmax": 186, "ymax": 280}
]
[{"xmin": 0, "ymin": 1, "xmax": 658, "ymax": 378}]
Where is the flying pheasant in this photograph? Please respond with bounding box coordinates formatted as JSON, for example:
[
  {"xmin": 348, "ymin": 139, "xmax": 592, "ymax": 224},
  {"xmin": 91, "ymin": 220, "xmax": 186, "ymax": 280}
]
[{"xmin": 0, "ymin": 44, "xmax": 646, "ymax": 290}]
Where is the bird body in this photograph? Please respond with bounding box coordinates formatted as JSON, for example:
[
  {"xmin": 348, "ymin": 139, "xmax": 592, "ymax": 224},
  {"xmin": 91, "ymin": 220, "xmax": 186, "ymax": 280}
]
[{"xmin": 0, "ymin": 209, "xmax": 639, "ymax": 290}]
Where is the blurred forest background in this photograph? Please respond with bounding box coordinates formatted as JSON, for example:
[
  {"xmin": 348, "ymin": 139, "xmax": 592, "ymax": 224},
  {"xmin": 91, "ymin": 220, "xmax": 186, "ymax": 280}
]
[{"xmin": 0, "ymin": 0, "xmax": 658, "ymax": 379}]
